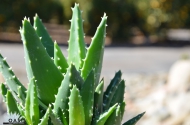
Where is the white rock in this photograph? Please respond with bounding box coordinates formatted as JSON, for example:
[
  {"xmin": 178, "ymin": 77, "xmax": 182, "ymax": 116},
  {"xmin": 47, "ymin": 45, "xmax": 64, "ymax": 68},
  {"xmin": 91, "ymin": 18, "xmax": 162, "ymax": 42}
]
[
  {"xmin": 166, "ymin": 92, "xmax": 190, "ymax": 117},
  {"xmin": 167, "ymin": 60, "xmax": 190, "ymax": 93}
]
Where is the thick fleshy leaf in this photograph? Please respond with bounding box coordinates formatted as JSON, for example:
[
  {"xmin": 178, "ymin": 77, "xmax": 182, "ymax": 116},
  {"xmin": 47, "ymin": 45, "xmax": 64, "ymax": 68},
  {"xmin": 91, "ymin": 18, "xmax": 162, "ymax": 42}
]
[
  {"xmin": 0, "ymin": 54, "xmax": 26, "ymax": 102},
  {"xmin": 33, "ymin": 14, "xmax": 54, "ymax": 58},
  {"xmin": 68, "ymin": 3, "xmax": 86, "ymax": 70},
  {"xmin": 122, "ymin": 112, "xmax": 145, "ymax": 125},
  {"xmin": 103, "ymin": 70, "xmax": 122, "ymax": 111},
  {"xmin": 120, "ymin": 102, "xmax": 126, "ymax": 119},
  {"xmin": 96, "ymin": 103, "xmax": 117, "ymax": 125},
  {"xmin": 53, "ymin": 64, "xmax": 83, "ymax": 123},
  {"xmin": 54, "ymin": 42, "xmax": 68, "ymax": 74},
  {"xmin": 20, "ymin": 18, "xmax": 63, "ymax": 105},
  {"xmin": 105, "ymin": 104, "xmax": 124, "ymax": 125},
  {"xmin": 80, "ymin": 70, "xmax": 95, "ymax": 125},
  {"xmin": 17, "ymin": 104, "xmax": 25, "ymax": 119},
  {"xmin": 6, "ymin": 90, "xmax": 19, "ymax": 114},
  {"xmin": 81, "ymin": 13, "xmax": 107, "ymax": 86},
  {"xmin": 0, "ymin": 83, "xmax": 7, "ymax": 102},
  {"xmin": 69, "ymin": 85, "xmax": 85, "ymax": 125},
  {"xmin": 17, "ymin": 86, "xmax": 25, "ymax": 106},
  {"xmin": 38, "ymin": 105, "xmax": 51, "ymax": 125},
  {"xmin": 94, "ymin": 79, "xmax": 104, "ymax": 114},
  {"xmin": 25, "ymin": 78, "xmax": 39, "ymax": 125},
  {"xmin": 49, "ymin": 110, "xmax": 63, "ymax": 125},
  {"xmin": 91, "ymin": 79, "xmax": 104, "ymax": 125},
  {"xmin": 110, "ymin": 80, "xmax": 125, "ymax": 107}
]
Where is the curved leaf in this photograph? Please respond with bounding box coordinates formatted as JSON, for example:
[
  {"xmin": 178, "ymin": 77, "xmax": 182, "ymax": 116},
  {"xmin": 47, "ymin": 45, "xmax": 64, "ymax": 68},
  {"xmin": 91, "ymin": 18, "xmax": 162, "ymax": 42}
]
[
  {"xmin": 20, "ymin": 19, "xmax": 63, "ymax": 105},
  {"xmin": 68, "ymin": 3, "xmax": 86, "ymax": 70},
  {"xmin": 69, "ymin": 85, "xmax": 85, "ymax": 125},
  {"xmin": 33, "ymin": 14, "xmax": 54, "ymax": 58},
  {"xmin": 81, "ymin": 13, "xmax": 107, "ymax": 86}
]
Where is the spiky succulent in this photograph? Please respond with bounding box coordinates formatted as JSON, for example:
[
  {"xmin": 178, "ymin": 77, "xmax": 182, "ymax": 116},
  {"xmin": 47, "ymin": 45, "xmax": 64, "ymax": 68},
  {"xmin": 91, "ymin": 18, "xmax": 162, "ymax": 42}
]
[{"xmin": 0, "ymin": 4, "xmax": 145, "ymax": 125}]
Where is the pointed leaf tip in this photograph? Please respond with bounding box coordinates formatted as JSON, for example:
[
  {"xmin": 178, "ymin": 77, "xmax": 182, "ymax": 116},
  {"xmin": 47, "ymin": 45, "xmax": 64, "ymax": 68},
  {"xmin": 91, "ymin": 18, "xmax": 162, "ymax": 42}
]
[{"xmin": 122, "ymin": 112, "xmax": 145, "ymax": 125}]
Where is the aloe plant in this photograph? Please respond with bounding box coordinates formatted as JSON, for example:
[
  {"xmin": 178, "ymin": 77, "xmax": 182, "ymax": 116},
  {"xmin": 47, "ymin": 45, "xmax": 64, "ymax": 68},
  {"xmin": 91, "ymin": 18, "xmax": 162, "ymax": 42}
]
[{"xmin": 0, "ymin": 3, "xmax": 145, "ymax": 125}]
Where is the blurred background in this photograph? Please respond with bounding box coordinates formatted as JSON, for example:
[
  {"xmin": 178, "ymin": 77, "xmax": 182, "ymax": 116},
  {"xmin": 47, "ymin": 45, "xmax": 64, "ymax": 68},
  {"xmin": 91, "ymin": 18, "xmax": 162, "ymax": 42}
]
[
  {"xmin": 1, "ymin": 0, "xmax": 190, "ymax": 125},
  {"xmin": 1, "ymin": 0, "xmax": 190, "ymax": 45}
]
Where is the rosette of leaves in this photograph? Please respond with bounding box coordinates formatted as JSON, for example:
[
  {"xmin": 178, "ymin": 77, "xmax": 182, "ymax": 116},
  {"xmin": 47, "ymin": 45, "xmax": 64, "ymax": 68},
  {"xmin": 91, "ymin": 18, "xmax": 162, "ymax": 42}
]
[{"xmin": 0, "ymin": 3, "xmax": 145, "ymax": 125}]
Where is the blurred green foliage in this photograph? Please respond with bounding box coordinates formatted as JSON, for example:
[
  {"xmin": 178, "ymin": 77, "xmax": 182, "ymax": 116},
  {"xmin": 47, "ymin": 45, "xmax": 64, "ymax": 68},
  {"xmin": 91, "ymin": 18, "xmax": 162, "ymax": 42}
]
[
  {"xmin": 1, "ymin": 0, "xmax": 190, "ymax": 42},
  {"xmin": 134, "ymin": 0, "xmax": 190, "ymax": 36},
  {"xmin": 58, "ymin": 0, "xmax": 190, "ymax": 41},
  {"xmin": 87, "ymin": 0, "xmax": 140, "ymax": 41},
  {"xmin": 0, "ymin": 0, "xmax": 63, "ymax": 32}
]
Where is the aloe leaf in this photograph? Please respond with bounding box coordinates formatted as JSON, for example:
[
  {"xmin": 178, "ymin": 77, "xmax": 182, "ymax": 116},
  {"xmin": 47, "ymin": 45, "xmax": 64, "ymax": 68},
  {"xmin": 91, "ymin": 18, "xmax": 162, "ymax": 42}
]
[
  {"xmin": 25, "ymin": 78, "xmax": 39, "ymax": 125},
  {"xmin": 81, "ymin": 13, "xmax": 107, "ymax": 86},
  {"xmin": 0, "ymin": 83, "xmax": 7, "ymax": 102},
  {"xmin": 20, "ymin": 18, "xmax": 63, "ymax": 105},
  {"xmin": 103, "ymin": 70, "xmax": 122, "ymax": 111},
  {"xmin": 122, "ymin": 112, "xmax": 145, "ymax": 125},
  {"xmin": 96, "ymin": 103, "xmax": 117, "ymax": 125},
  {"xmin": 49, "ymin": 110, "xmax": 63, "ymax": 125},
  {"xmin": 110, "ymin": 80, "xmax": 125, "ymax": 107},
  {"xmin": 91, "ymin": 79, "xmax": 104, "ymax": 125},
  {"xmin": 53, "ymin": 64, "xmax": 84, "ymax": 123},
  {"xmin": 0, "ymin": 54, "xmax": 26, "ymax": 102},
  {"xmin": 33, "ymin": 14, "xmax": 54, "ymax": 58},
  {"xmin": 120, "ymin": 102, "xmax": 126, "ymax": 118},
  {"xmin": 6, "ymin": 90, "xmax": 19, "ymax": 114},
  {"xmin": 54, "ymin": 42, "xmax": 68, "ymax": 74},
  {"xmin": 17, "ymin": 104, "xmax": 25, "ymax": 119},
  {"xmin": 104, "ymin": 70, "xmax": 122, "ymax": 96},
  {"xmin": 17, "ymin": 86, "xmax": 25, "ymax": 106},
  {"xmin": 94, "ymin": 79, "xmax": 104, "ymax": 114},
  {"xmin": 61, "ymin": 110, "xmax": 68, "ymax": 125},
  {"xmin": 68, "ymin": 3, "xmax": 86, "ymax": 70},
  {"xmin": 105, "ymin": 104, "xmax": 123, "ymax": 125},
  {"xmin": 69, "ymin": 85, "xmax": 85, "ymax": 125},
  {"xmin": 119, "ymin": 102, "xmax": 126, "ymax": 123},
  {"xmin": 80, "ymin": 70, "xmax": 95, "ymax": 125},
  {"xmin": 39, "ymin": 105, "xmax": 51, "ymax": 125}
]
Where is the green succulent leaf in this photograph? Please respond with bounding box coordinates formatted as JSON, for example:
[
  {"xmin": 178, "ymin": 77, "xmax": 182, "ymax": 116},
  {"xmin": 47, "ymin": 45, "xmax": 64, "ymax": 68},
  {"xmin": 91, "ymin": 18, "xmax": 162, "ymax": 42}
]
[
  {"xmin": 49, "ymin": 110, "xmax": 63, "ymax": 125},
  {"xmin": 68, "ymin": 3, "xmax": 86, "ymax": 70},
  {"xmin": 17, "ymin": 86, "xmax": 25, "ymax": 106},
  {"xmin": 6, "ymin": 90, "xmax": 19, "ymax": 114},
  {"xmin": 94, "ymin": 79, "xmax": 104, "ymax": 114},
  {"xmin": 96, "ymin": 103, "xmax": 118, "ymax": 125},
  {"xmin": 33, "ymin": 14, "xmax": 54, "ymax": 58},
  {"xmin": 39, "ymin": 105, "xmax": 51, "ymax": 125},
  {"xmin": 54, "ymin": 42, "xmax": 68, "ymax": 74},
  {"xmin": 0, "ymin": 54, "xmax": 26, "ymax": 102},
  {"xmin": 120, "ymin": 102, "xmax": 126, "ymax": 119},
  {"xmin": 81, "ymin": 13, "xmax": 107, "ymax": 86},
  {"xmin": 122, "ymin": 112, "xmax": 145, "ymax": 125},
  {"xmin": 17, "ymin": 104, "xmax": 25, "ymax": 119},
  {"xmin": 69, "ymin": 85, "xmax": 85, "ymax": 125},
  {"xmin": 0, "ymin": 83, "xmax": 7, "ymax": 102},
  {"xmin": 53, "ymin": 64, "xmax": 84, "ymax": 123},
  {"xmin": 20, "ymin": 18, "xmax": 63, "ymax": 105},
  {"xmin": 105, "ymin": 104, "xmax": 123, "ymax": 125},
  {"xmin": 25, "ymin": 77, "xmax": 39, "ymax": 125},
  {"xmin": 61, "ymin": 111, "xmax": 68, "ymax": 125},
  {"xmin": 91, "ymin": 79, "xmax": 104, "ymax": 125},
  {"xmin": 110, "ymin": 80, "xmax": 125, "ymax": 107},
  {"xmin": 80, "ymin": 69, "xmax": 95, "ymax": 125},
  {"xmin": 103, "ymin": 70, "xmax": 122, "ymax": 111}
]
